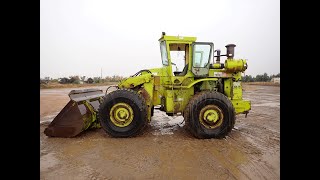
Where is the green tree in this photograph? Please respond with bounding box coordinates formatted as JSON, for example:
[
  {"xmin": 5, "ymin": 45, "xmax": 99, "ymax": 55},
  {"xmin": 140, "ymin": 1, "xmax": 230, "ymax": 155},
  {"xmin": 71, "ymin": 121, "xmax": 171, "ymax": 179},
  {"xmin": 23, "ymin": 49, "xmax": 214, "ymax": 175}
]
[
  {"xmin": 69, "ymin": 76, "xmax": 80, "ymax": 84},
  {"xmin": 59, "ymin": 77, "xmax": 70, "ymax": 84},
  {"xmin": 93, "ymin": 77, "xmax": 101, "ymax": 83},
  {"xmin": 86, "ymin": 78, "xmax": 94, "ymax": 84}
]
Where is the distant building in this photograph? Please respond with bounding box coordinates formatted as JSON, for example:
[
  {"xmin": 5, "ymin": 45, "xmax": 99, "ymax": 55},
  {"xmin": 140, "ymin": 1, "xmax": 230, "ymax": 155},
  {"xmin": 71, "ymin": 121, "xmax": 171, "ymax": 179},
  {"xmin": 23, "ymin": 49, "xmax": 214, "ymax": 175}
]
[{"xmin": 271, "ymin": 77, "xmax": 280, "ymax": 84}]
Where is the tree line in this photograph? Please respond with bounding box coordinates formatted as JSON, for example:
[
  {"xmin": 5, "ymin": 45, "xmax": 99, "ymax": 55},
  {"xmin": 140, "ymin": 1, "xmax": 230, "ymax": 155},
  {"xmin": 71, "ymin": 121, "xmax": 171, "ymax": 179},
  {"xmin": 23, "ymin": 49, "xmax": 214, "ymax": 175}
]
[
  {"xmin": 40, "ymin": 75, "xmax": 126, "ymax": 84},
  {"xmin": 41, "ymin": 72, "xmax": 280, "ymax": 84},
  {"xmin": 242, "ymin": 73, "xmax": 280, "ymax": 82}
]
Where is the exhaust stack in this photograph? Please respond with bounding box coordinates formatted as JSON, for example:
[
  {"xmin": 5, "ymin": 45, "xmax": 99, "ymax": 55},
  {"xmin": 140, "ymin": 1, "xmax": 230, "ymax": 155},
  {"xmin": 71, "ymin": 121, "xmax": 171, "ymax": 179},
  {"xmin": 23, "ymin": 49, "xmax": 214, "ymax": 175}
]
[{"xmin": 225, "ymin": 44, "xmax": 236, "ymax": 59}]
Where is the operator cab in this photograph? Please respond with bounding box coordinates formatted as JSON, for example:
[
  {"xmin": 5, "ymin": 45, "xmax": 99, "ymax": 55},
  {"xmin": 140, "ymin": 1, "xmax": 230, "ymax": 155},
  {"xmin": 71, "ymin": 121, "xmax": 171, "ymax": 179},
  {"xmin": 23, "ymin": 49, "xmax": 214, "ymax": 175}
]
[
  {"xmin": 159, "ymin": 32, "xmax": 213, "ymax": 78},
  {"xmin": 169, "ymin": 43, "xmax": 189, "ymax": 76}
]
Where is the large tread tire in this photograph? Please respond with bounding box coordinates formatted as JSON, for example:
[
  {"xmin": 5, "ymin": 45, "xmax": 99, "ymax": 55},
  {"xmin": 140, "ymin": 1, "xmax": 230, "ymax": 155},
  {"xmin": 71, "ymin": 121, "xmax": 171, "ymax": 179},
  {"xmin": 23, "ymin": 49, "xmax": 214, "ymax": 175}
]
[
  {"xmin": 184, "ymin": 91, "xmax": 236, "ymax": 139},
  {"xmin": 98, "ymin": 89, "xmax": 147, "ymax": 137}
]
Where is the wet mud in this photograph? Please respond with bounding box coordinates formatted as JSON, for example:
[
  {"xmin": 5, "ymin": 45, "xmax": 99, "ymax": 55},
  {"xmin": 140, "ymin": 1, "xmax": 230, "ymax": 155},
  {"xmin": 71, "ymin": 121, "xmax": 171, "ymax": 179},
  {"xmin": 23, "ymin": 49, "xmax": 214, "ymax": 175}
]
[{"xmin": 40, "ymin": 85, "xmax": 280, "ymax": 179}]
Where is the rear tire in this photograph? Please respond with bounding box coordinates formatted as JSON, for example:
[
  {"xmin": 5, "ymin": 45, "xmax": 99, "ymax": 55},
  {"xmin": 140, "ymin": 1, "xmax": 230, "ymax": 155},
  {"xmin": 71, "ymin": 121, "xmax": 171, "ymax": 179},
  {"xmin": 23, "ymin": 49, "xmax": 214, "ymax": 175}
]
[
  {"xmin": 98, "ymin": 89, "xmax": 147, "ymax": 137},
  {"xmin": 184, "ymin": 91, "xmax": 235, "ymax": 139}
]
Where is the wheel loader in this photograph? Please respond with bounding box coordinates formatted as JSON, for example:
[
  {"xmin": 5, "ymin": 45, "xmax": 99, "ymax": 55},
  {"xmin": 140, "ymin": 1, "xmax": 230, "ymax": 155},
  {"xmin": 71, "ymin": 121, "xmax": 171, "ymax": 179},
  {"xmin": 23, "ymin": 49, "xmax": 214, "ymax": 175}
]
[{"xmin": 44, "ymin": 32, "xmax": 251, "ymax": 139}]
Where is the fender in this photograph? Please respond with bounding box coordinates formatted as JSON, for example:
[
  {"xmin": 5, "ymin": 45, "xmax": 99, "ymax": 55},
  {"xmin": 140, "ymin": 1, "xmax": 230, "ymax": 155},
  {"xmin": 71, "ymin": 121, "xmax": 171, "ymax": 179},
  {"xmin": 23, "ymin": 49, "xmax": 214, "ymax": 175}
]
[
  {"xmin": 186, "ymin": 78, "xmax": 218, "ymax": 88},
  {"xmin": 118, "ymin": 73, "xmax": 153, "ymax": 89}
]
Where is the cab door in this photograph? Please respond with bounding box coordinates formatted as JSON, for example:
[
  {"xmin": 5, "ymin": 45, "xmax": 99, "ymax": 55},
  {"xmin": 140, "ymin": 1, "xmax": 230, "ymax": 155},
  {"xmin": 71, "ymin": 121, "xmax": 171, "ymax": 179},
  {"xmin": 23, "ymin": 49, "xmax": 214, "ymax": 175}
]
[{"xmin": 191, "ymin": 42, "xmax": 214, "ymax": 77}]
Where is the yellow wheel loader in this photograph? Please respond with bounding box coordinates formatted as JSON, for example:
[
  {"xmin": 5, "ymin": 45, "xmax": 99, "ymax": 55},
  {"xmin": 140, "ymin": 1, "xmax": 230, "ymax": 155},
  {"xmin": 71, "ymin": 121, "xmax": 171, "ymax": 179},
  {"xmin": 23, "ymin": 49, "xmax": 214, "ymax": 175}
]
[{"xmin": 44, "ymin": 32, "xmax": 251, "ymax": 139}]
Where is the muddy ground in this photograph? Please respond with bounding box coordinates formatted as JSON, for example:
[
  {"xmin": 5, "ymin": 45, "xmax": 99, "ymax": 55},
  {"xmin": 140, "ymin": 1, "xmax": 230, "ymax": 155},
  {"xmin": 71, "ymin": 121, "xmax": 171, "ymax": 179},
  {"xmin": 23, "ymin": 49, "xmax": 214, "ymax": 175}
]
[{"xmin": 40, "ymin": 85, "xmax": 280, "ymax": 180}]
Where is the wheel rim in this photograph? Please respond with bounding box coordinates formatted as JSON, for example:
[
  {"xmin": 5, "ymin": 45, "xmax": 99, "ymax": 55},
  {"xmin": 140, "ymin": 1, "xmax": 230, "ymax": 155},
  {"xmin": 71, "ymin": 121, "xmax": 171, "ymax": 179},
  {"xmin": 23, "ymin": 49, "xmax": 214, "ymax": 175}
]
[
  {"xmin": 110, "ymin": 103, "xmax": 134, "ymax": 127},
  {"xmin": 199, "ymin": 104, "xmax": 224, "ymax": 129}
]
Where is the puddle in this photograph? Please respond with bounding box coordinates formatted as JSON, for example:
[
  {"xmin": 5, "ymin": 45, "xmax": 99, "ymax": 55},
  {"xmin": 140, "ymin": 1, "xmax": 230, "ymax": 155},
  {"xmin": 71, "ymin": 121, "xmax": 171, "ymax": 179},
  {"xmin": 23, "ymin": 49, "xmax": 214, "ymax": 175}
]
[
  {"xmin": 151, "ymin": 110, "xmax": 184, "ymax": 135},
  {"xmin": 40, "ymin": 153, "xmax": 60, "ymax": 172}
]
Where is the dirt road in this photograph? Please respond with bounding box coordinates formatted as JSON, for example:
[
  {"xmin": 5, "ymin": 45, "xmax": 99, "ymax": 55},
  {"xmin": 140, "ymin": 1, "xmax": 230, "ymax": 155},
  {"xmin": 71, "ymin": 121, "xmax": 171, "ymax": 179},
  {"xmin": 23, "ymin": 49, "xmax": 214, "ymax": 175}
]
[{"xmin": 40, "ymin": 85, "xmax": 280, "ymax": 180}]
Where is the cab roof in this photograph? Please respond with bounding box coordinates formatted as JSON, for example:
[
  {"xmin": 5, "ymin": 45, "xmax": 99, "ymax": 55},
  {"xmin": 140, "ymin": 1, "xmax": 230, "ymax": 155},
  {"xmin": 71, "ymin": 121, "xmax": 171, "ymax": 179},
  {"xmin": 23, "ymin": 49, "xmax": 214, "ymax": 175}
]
[{"xmin": 158, "ymin": 35, "xmax": 197, "ymax": 42}]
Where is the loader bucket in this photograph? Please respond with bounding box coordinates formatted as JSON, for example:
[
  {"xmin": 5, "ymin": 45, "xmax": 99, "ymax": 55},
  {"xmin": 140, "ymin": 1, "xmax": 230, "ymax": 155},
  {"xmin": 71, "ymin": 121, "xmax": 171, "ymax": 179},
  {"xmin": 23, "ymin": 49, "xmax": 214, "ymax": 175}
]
[{"xmin": 44, "ymin": 89, "xmax": 105, "ymax": 137}]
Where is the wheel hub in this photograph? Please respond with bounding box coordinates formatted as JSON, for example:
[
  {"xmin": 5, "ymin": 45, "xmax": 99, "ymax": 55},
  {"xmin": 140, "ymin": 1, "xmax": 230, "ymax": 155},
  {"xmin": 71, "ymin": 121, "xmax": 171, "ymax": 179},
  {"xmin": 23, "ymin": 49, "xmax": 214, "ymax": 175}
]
[
  {"xmin": 203, "ymin": 109, "xmax": 219, "ymax": 123},
  {"xmin": 110, "ymin": 103, "xmax": 134, "ymax": 127},
  {"xmin": 199, "ymin": 105, "xmax": 224, "ymax": 129}
]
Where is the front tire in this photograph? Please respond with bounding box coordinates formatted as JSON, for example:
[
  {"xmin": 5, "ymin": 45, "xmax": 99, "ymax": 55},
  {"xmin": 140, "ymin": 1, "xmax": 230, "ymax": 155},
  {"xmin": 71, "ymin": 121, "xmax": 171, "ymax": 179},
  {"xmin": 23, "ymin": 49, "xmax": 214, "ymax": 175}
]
[
  {"xmin": 184, "ymin": 91, "xmax": 235, "ymax": 139},
  {"xmin": 98, "ymin": 89, "xmax": 147, "ymax": 137}
]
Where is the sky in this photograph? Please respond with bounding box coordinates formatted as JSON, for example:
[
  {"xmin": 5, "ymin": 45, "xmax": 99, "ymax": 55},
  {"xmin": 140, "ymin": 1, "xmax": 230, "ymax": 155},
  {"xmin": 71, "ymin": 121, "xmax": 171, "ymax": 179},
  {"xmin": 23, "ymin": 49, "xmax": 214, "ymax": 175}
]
[{"xmin": 40, "ymin": 0, "xmax": 280, "ymax": 79}]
